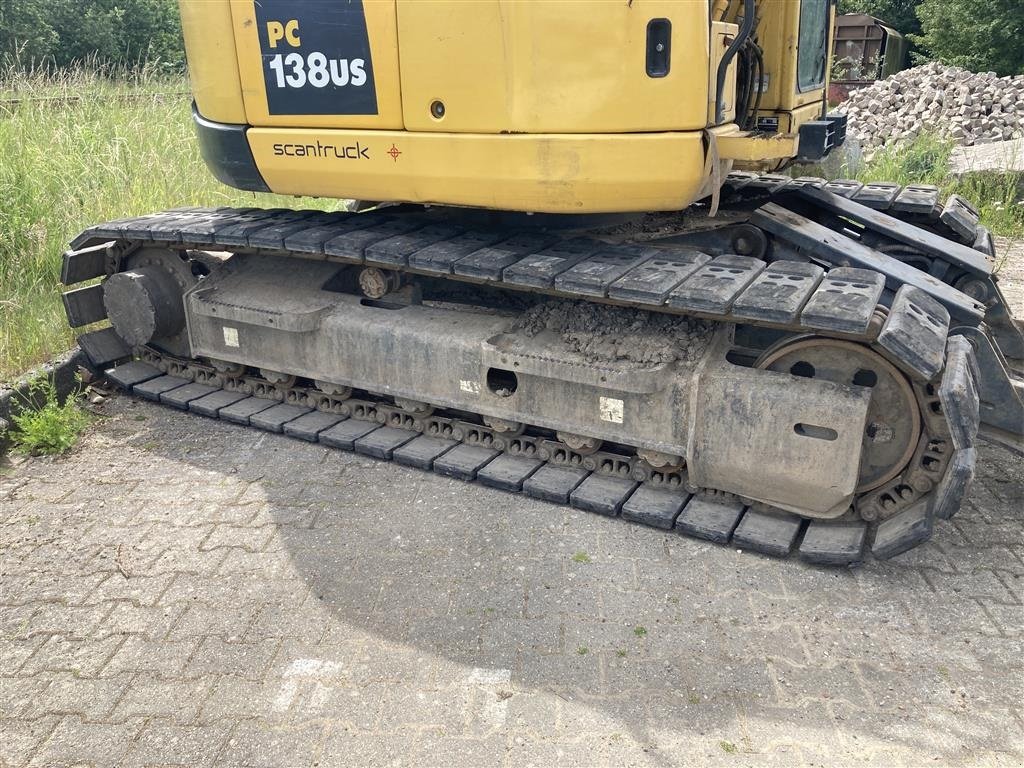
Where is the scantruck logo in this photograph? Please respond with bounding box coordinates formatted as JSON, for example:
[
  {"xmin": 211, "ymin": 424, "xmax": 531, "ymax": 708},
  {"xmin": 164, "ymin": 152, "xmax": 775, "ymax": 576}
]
[
  {"xmin": 272, "ymin": 140, "xmax": 371, "ymax": 160},
  {"xmin": 254, "ymin": 0, "xmax": 378, "ymax": 116}
]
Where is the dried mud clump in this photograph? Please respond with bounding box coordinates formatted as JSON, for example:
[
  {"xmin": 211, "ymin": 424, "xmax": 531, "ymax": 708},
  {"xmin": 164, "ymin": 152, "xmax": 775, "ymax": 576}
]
[{"xmin": 515, "ymin": 300, "xmax": 713, "ymax": 365}]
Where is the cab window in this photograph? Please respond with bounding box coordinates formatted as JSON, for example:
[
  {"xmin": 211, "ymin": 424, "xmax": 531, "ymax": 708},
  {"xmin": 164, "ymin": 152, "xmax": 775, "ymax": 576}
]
[{"xmin": 797, "ymin": 0, "xmax": 829, "ymax": 92}]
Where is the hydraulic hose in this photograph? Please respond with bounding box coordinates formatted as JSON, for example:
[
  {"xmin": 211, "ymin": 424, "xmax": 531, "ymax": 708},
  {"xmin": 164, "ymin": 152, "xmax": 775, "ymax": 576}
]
[{"xmin": 714, "ymin": 0, "xmax": 755, "ymax": 125}]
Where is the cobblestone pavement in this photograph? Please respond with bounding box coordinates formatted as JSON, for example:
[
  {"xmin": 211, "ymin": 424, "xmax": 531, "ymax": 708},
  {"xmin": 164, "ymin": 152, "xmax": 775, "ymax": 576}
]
[{"xmin": 1, "ymin": 395, "xmax": 1022, "ymax": 768}]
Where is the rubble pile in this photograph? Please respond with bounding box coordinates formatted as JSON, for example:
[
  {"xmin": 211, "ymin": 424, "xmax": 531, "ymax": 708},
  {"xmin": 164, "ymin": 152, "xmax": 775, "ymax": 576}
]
[{"xmin": 838, "ymin": 62, "xmax": 1024, "ymax": 152}]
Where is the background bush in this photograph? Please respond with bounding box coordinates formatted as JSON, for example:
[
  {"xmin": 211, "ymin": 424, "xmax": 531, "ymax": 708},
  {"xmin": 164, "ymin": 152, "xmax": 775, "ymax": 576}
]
[{"xmin": 0, "ymin": 0, "xmax": 183, "ymax": 70}]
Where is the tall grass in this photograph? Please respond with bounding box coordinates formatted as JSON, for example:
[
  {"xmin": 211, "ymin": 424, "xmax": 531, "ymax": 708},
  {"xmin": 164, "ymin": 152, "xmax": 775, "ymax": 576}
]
[{"xmin": 0, "ymin": 68, "xmax": 342, "ymax": 382}]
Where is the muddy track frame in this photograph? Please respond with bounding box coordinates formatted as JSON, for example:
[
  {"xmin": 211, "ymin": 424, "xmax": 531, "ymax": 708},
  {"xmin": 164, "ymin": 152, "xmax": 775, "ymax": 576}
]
[{"xmin": 59, "ymin": 174, "xmax": 1017, "ymax": 566}]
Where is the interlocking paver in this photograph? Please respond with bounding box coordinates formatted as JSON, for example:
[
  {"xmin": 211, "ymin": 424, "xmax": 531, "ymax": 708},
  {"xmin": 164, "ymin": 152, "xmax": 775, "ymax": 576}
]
[
  {"xmin": 93, "ymin": 602, "xmax": 184, "ymax": 640},
  {"xmin": 17, "ymin": 634, "xmax": 124, "ymax": 677},
  {"xmin": 0, "ymin": 677, "xmax": 49, "ymax": 720},
  {"xmin": 197, "ymin": 676, "xmax": 287, "ymax": 724},
  {"xmin": 22, "ymin": 672, "xmax": 132, "ymax": 720},
  {"xmin": 98, "ymin": 636, "xmax": 200, "ymax": 678},
  {"xmin": 109, "ymin": 675, "xmax": 212, "ymax": 724},
  {"xmin": 27, "ymin": 716, "xmax": 144, "ymax": 768},
  {"xmin": 166, "ymin": 603, "xmax": 259, "ymax": 642},
  {"xmin": 216, "ymin": 720, "xmax": 326, "ymax": 768},
  {"xmin": 0, "ymin": 716, "xmax": 60, "ymax": 767},
  {"xmin": 1, "ymin": 393, "xmax": 1022, "ymax": 767},
  {"xmin": 0, "ymin": 637, "xmax": 47, "ymax": 674},
  {"xmin": 121, "ymin": 720, "xmax": 233, "ymax": 768},
  {"xmin": 184, "ymin": 636, "xmax": 280, "ymax": 679}
]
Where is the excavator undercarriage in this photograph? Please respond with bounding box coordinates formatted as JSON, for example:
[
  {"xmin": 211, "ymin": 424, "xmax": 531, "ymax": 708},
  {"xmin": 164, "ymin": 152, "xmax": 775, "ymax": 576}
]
[{"xmin": 61, "ymin": 175, "xmax": 1024, "ymax": 565}]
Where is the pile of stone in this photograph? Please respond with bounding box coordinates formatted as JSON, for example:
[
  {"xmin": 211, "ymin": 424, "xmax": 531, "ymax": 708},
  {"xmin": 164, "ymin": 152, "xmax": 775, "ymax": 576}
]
[{"xmin": 837, "ymin": 62, "xmax": 1024, "ymax": 153}]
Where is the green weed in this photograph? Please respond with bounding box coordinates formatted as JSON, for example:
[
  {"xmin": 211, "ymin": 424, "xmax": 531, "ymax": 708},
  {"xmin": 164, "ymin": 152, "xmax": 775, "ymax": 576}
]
[
  {"xmin": 10, "ymin": 376, "xmax": 90, "ymax": 455},
  {"xmin": 719, "ymin": 740, "xmax": 738, "ymax": 754},
  {"xmin": 633, "ymin": 625, "xmax": 647, "ymax": 638},
  {"xmin": 571, "ymin": 552, "xmax": 591, "ymax": 564}
]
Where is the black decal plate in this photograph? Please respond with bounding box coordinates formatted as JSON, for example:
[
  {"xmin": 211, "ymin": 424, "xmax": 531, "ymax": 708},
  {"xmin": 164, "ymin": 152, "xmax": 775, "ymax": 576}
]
[{"xmin": 255, "ymin": 0, "xmax": 378, "ymax": 116}]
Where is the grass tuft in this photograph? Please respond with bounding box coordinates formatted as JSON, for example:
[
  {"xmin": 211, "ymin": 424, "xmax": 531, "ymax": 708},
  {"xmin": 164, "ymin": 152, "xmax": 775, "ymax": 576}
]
[{"xmin": 10, "ymin": 376, "xmax": 91, "ymax": 455}]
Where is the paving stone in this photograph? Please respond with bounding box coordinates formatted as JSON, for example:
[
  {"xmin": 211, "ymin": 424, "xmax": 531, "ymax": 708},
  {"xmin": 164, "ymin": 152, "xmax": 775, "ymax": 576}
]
[
  {"xmin": 0, "ymin": 716, "xmax": 60, "ymax": 767},
  {"xmin": 99, "ymin": 637, "xmax": 200, "ymax": 678},
  {"xmin": 122, "ymin": 721, "xmax": 233, "ymax": 768},
  {"xmin": 28, "ymin": 716, "xmax": 144, "ymax": 768},
  {"xmin": 24, "ymin": 603, "xmax": 113, "ymax": 638},
  {"xmin": 185, "ymin": 637, "xmax": 280, "ymax": 679},
  {"xmin": 24, "ymin": 673, "xmax": 131, "ymax": 720},
  {"xmin": 110, "ymin": 676, "xmax": 209, "ymax": 723},
  {"xmin": 94, "ymin": 603, "xmax": 183, "ymax": 641},
  {"xmin": 19, "ymin": 635, "xmax": 124, "ymax": 677},
  {"xmin": 196, "ymin": 677, "xmax": 285, "ymax": 723},
  {"xmin": 217, "ymin": 721, "xmax": 326, "ymax": 768},
  {"xmin": 1, "ymin": 392, "xmax": 1022, "ymax": 766}
]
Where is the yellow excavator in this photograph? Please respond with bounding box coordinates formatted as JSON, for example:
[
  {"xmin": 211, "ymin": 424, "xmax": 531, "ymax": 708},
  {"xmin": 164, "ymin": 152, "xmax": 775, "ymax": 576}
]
[{"xmin": 60, "ymin": 0, "xmax": 1023, "ymax": 565}]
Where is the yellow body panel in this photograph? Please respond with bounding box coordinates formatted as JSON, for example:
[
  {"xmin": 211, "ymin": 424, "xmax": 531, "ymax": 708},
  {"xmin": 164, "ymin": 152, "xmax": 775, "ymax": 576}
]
[
  {"xmin": 179, "ymin": 1, "xmax": 245, "ymax": 123},
  {"xmin": 708, "ymin": 21, "xmax": 739, "ymax": 125},
  {"xmin": 179, "ymin": 0, "xmax": 836, "ymax": 213},
  {"xmin": 753, "ymin": 1, "xmax": 833, "ymax": 129},
  {"xmin": 396, "ymin": 0, "xmax": 709, "ymax": 133},
  {"xmin": 248, "ymin": 128, "xmax": 707, "ymax": 213},
  {"xmin": 715, "ymin": 129, "xmax": 800, "ymax": 161}
]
